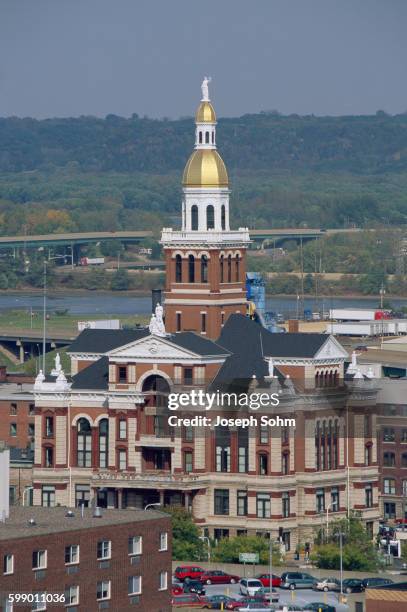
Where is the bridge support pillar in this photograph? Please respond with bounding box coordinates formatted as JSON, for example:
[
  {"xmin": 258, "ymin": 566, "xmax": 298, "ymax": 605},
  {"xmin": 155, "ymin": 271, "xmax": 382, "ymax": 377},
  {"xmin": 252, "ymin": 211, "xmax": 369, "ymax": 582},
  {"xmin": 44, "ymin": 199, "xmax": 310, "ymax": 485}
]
[{"xmin": 18, "ymin": 341, "xmax": 24, "ymax": 364}]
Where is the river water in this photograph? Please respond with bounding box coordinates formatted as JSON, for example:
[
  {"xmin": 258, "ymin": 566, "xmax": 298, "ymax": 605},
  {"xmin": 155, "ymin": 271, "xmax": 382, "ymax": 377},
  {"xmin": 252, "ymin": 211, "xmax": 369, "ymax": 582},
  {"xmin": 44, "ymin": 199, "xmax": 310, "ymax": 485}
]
[{"xmin": 0, "ymin": 293, "xmax": 406, "ymax": 317}]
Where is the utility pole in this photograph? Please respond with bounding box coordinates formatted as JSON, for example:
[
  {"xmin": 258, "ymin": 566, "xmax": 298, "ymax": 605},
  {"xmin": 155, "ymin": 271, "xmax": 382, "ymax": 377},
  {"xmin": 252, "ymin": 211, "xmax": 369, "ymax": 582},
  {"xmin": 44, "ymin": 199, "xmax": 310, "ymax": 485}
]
[
  {"xmin": 269, "ymin": 532, "xmax": 273, "ymax": 599},
  {"xmin": 42, "ymin": 261, "xmax": 47, "ymax": 373}
]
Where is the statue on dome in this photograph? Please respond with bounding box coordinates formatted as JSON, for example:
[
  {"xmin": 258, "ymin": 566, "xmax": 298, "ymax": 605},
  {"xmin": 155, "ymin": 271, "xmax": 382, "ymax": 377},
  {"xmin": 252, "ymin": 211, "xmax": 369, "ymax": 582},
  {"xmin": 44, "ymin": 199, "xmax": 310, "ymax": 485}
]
[
  {"xmin": 149, "ymin": 303, "xmax": 166, "ymax": 337},
  {"xmin": 201, "ymin": 76, "xmax": 212, "ymax": 101},
  {"xmin": 267, "ymin": 358, "xmax": 274, "ymax": 378}
]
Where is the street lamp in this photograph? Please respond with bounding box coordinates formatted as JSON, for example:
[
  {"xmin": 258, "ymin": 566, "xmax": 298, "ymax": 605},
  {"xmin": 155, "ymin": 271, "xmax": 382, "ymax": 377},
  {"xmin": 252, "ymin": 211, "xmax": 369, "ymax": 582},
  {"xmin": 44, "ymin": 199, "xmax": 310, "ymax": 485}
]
[
  {"xmin": 144, "ymin": 502, "xmax": 161, "ymax": 511},
  {"xmin": 335, "ymin": 531, "xmax": 345, "ymax": 600},
  {"xmin": 269, "ymin": 533, "xmax": 279, "ymax": 599},
  {"xmin": 199, "ymin": 536, "xmax": 211, "ymax": 562},
  {"xmin": 326, "ymin": 502, "xmax": 332, "ymax": 541}
]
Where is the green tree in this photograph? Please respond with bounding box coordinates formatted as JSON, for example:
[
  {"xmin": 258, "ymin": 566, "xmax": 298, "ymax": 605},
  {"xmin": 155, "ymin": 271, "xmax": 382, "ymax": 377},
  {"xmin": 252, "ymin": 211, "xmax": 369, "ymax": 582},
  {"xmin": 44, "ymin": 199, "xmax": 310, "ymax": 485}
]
[
  {"xmin": 164, "ymin": 506, "xmax": 205, "ymax": 561},
  {"xmin": 110, "ymin": 268, "xmax": 130, "ymax": 291},
  {"xmin": 212, "ymin": 535, "xmax": 281, "ymax": 566}
]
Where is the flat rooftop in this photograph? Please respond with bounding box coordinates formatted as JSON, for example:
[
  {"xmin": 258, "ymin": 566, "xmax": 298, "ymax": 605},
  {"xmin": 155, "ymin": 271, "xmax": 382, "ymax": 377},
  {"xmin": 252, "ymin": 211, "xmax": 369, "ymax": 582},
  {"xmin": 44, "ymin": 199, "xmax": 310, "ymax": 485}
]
[{"xmin": 0, "ymin": 506, "xmax": 168, "ymax": 541}]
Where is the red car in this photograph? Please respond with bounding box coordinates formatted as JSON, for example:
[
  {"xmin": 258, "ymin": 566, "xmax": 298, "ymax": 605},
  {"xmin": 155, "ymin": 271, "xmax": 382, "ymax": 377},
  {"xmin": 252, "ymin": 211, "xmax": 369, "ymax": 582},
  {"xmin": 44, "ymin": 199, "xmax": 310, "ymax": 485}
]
[
  {"xmin": 172, "ymin": 584, "xmax": 183, "ymax": 596},
  {"xmin": 256, "ymin": 573, "xmax": 282, "ymax": 588},
  {"xmin": 172, "ymin": 594, "xmax": 204, "ymax": 608},
  {"xmin": 200, "ymin": 570, "xmax": 240, "ymax": 585},
  {"xmin": 174, "ymin": 565, "xmax": 205, "ymax": 582}
]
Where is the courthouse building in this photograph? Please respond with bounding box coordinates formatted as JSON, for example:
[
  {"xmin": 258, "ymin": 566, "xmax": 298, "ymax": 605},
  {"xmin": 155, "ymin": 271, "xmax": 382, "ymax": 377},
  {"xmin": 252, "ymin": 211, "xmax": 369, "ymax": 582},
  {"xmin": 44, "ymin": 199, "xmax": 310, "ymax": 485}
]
[{"xmin": 30, "ymin": 81, "xmax": 381, "ymax": 550}]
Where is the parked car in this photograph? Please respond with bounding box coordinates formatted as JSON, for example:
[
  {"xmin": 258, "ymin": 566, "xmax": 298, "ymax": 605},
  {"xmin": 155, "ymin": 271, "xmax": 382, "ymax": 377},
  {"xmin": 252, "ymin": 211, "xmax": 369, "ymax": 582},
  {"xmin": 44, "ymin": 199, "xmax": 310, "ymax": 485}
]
[
  {"xmin": 171, "ymin": 593, "xmax": 205, "ymax": 608},
  {"xmin": 313, "ymin": 577, "xmax": 340, "ymax": 592},
  {"xmin": 182, "ymin": 579, "xmax": 206, "ymax": 595},
  {"xmin": 256, "ymin": 573, "xmax": 281, "ymax": 588},
  {"xmin": 280, "ymin": 572, "xmax": 317, "ymax": 590},
  {"xmin": 226, "ymin": 598, "xmax": 267, "ymax": 610},
  {"xmin": 201, "ymin": 570, "xmax": 240, "ymax": 585},
  {"xmin": 174, "ymin": 565, "xmax": 205, "ymax": 582},
  {"xmin": 341, "ymin": 578, "xmax": 364, "ymax": 593},
  {"xmin": 203, "ymin": 595, "xmax": 238, "ymax": 609},
  {"xmin": 234, "ymin": 604, "xmax": 272, "ymax": 612},
  {"xmin": 240, "ymin": 578, "xmax": 264, "ymax": 596},
  {"xmin": 306, "ymin": 604, "xmax": 336, "ymax": 612},
  {"xmin": 255, "ymin": 586, "xmax": 280, "ymax": 602},
  {"xmin": 362, "ymin": 577, "xmax": 394, "ymax": 589},
  {"xmin": 172, "ymin": 584, "xmax": 184, "ymax": 596}
]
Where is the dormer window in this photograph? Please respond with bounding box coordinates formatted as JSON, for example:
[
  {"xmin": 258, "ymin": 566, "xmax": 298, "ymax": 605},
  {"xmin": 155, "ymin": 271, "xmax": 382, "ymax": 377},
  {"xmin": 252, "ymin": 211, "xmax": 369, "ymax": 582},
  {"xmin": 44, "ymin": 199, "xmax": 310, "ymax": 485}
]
[{"xmin": 118, "ymin": 366, "xmax": 127, "ymax": 383}]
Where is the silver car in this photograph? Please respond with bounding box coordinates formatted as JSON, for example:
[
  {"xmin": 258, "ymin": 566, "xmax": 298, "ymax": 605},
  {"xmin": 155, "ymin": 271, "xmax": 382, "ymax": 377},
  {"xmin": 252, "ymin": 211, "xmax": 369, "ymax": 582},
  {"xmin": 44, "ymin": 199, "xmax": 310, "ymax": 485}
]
[{"xmin": 313, "ymin": 577, "xmax": 340, "ymax": 592}]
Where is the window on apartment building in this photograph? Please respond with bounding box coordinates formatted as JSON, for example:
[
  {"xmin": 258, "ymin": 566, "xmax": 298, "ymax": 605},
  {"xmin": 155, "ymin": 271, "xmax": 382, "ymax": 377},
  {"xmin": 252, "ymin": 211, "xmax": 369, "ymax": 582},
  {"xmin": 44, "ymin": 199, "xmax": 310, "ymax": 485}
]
[
  {"xmin": 118, "ymin": 449, "xmax": 127, "ymax": 470},
  {"xmin": 65, "ymin": 585, "xmax": 79, "ymax": 605},
  {"xmin": 9, "ymin": 403, "xmax": 17, "ymax": 415},
  {"xmin": 201, "ymin": 255, "xmax": 208, "ymax": 283},
  {"xmin": 183, "ymin": 367, "xmax": 193, "ymax": 386},
  {"xmin": 184, "ymin": 451, "xmax": 193, "ymax": 473},
  {"xmin": 402, "ymin": 453, "xmax": 407, "ymax": 467},
  {"xmin": 316, "ymin": 489, "xmax": 325, "ymax": 513},
  {"xmin": 220, "ymin": 255, "xmax": 224, "ymax": 283},
  {"xmin": 41, "ymin": 486, "xmax": 55, "ymax": 507},
  {"xmin": 214, "ymin": 528, "xmax": 229, "ymax": 541},
  {"xmin": 75, "ymin": 485, "xmax": 90, "ymax": 508},
  {"xmin": 28, "ymin": 423, "xmax": 35, "ymax": 437},
  {"xmin": 237, "ymin": 491, "xmax": 248, "ymax": 516},
  {"xmin": 97, "ymin": 540, "xmax": 111, "ymax": 560},
  {"xmin": 175, "ymin": 254, "xmax": 182, "ymax": 282},
  {"xmin": 9, "ymin": 423, "xmax": 17, "ymax": 437},
  {"xmin": 214, "ymin": 489, "xmax": 229, "ymax": 515},
  {"xmin": 282, "ymin": 492, "xmax": 290, "ymax": 518},
  {"xmin": 118, "ymin": 419, "xmax": 127, "ymax": 440},
  {"xmin": 383, "ymin": 478, "xmax": 396, "ymax": 495},
  {"xmin": 238, "ymin": 446, "xmax": 247, "ymax": 473},
  {"xmin": 403, "ymin": 480, "xmax": 407, "ymax": 496},
  {"xmin": 257, "ymin": 493, "xmax": 271, "ymax": 518},
  {"xmin": 188, "ymin": 254, "xmax": 195, "ymax": 282},
  {"xmin": 281, "ymin": 426, "xmax": 289, "ymax": 444},
  {"xmin": 383, "ymin": 427, "xmax": 395, "ymax": 442},
  {"xmin": 45, "ymin": 416, "xmax": 53, "ymax": 437},
  {"xmin": 364, "ymin": 415, "xmax": 371, "ymax": 437},
  {"xmin": 402, "ymin": 429, "xmax": 407, "ymax": 443},
  {"xmin": 159, "ymin": 532, "xmax": 168, "ymax": 551},
  {"xmin": 159, "ymin": 570, "xmax": 168, "ymax": 591},
  {"xmin": 118, "ymin": 366, "xmax": 127, "ymax": 383},
  {"xmin": 282, "ymin": 452, "xmax": 289, "ymax": 475},
  {"xmin": 365, "ymin": 444, "xmax": 372, "ymax": 466},
  {"xmin": 383, "ymin": 452, "xmax": 395, "ymax": 467},
  {"xmin": 44, "ymin": 447, "xmax": 53, "ymax": 468},
  {"xmin": 227, "ymin": 254, "xmax": 232, "ymax": 282},
  {"xmin": 9, "ymin": 486, "xmax": 16, "ymax": 506},
  {"xmin": 32, "ymin": 550, "xmax": 47, "ymax": 570},
  {"xmin": 258, "ymin": 453, "xmax": 268, "ymax": 475},
  {"xmin": 98, "ymin": 419, "xmax": 108, "ymax": 468},
  {"xmin": 176, "ymin": 312, "xmax": 182, "ymax": 332},
  {"xmin": 128, "ymin": 536, "xmax": 142, "ymax": 556},
  {"xmin": 259, "ymin": 424, "xmax": 269, "ymax": 444},
  {"xmin": 201, "ymin": 312, "xmax": 207, "ymax": 333},
  {"xmin": 237, "ymin": 529, "xmax": 247, "ymax": 537},
  {"xmin": 235, "ymin": 254, "xmax": 240, "ymax": 281},
  {"xmin": 97, "ymin": 580, "xmax": 111, "ymax": 601},
  {"xmin": 183, "ymin": 424, "xmax": 193, "ymax": 442},
  {"xmin": 215, "ymin": 427, "xmax": 230, "ymax": 473},
  {"xmin": 128, "ymin": 576, "xmax": 141, "ymax": 596},
  {"xmin": 331, "ymin": 487, "xmax": 339, "ymax": 512},
  {"xmin": 3, "ymin": 553, "xmax": 14, "ymax": 575},
  {"xmin": 315, "ymin": 420, "xmax": 338, "ymax": 471},
  {"xmin": 29, "ymin": 403, "xmax": 35, "ymax": 415},
  {"xmin": 65, "ymin": 544, "xmax": 79, "ymax": 565},
  {"xmin": 31, "ymin": 593, "xmax": 47, "ymax": 611},
  {"xmin": 77, "ymin": 418, "xmax": 92, "ymax": 467},
  {"xmin": 238, "ymin": 428, "xmax": 248, "ymax": 473},
  {"xmin": 365, "ymin": 484, "xmax": 373, "ymax": 508},
  {"xmin": 384, "ymin": 502, "xmax": 396, "ymax": 519}
]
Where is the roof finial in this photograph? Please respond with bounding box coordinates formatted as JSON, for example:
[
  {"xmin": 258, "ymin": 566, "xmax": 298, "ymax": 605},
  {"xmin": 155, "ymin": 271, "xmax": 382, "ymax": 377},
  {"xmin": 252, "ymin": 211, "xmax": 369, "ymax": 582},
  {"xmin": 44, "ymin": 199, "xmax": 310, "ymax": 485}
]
[{"xmin": 201, "ymin": 76, "xmax": 212, "ymax": 102}]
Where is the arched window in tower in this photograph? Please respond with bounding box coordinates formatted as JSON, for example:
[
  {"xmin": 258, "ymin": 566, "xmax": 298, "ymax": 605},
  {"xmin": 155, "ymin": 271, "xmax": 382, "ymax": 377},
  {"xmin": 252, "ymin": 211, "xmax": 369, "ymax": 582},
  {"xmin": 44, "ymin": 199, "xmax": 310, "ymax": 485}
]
[
  {"xmin": 188, "ymin": 254, "xmax": 195, "ymax": 282},
  {"xmin": 220, "ymin": 255, "xmax": 224, "ymax": 283},
  {"xmin": 77, "ymin": 418, "xmax": 92, "ymax": 468},
  {"xmin": 212, "ymin": 131, "xmax": 215, "ymax": 144},
  {"xmin": 199, "ymin": 131, "xmax": 203, "ymax": 144},
  {"xmin": 235, "ymin": 254, "xmax": 240, "ymax": 281},
  {"xmin": 227, "ymin": 254, "xmax": 232, "ymax": 282},
  {"xmin": 175, "ymin": 254, "xmax": 182, "ymax": 283},
  {"xmin": 206, "ymin": 205, "xmax": 215, "ymax": 230},
  {"xmin": 205, "ymin": 131, "xmax": 210, "ymax": 144},
  {"xmin": 191, "ymin": 205, "xmax": 198, "ymax": 231},
  {"xmin": 221, "ymin": 205, "xmax": 226, "ymax": 230},
  {"xmin": 99, "ymin": 418, "xmax": 109, "ymax": 468},
  {"xmin": 201, "ymin": 255, "xmax": 208, "ymax": 283}
]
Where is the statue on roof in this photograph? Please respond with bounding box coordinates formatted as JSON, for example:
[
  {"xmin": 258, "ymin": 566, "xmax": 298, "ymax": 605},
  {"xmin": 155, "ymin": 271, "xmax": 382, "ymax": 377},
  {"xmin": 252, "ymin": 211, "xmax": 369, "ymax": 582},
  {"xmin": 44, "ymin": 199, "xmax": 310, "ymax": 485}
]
[
  {"xmin": 149, "ymin": 303, "xmax": 166, "ymax": 337},
  {"xmin": 201, "ymin": 76, "xmax": 212, "ymax": 101}
]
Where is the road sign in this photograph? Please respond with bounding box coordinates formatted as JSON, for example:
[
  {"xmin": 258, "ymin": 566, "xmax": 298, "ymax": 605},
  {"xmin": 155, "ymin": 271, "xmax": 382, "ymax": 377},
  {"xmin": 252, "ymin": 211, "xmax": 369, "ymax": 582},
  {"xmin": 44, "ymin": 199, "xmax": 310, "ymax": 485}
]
[{"xmin": 239, "ymin": 553, "xmax": 259, "ymax": 563}]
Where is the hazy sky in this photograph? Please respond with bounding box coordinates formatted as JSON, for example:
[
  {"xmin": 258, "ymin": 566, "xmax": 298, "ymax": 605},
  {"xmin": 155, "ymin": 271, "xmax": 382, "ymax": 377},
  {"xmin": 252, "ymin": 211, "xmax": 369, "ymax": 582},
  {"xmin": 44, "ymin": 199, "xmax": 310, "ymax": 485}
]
[{"xmin": 1, "ymin": 0, "xmax": 406, "ymax": 119}]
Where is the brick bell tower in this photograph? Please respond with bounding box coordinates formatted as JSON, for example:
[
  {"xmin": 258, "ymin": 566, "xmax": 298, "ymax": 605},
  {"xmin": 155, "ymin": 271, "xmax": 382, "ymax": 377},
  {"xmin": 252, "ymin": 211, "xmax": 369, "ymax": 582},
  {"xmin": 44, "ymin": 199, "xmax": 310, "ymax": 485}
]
[{"xmin": 161, "ymin": 77, "xmax": 250, "ymax": 340}]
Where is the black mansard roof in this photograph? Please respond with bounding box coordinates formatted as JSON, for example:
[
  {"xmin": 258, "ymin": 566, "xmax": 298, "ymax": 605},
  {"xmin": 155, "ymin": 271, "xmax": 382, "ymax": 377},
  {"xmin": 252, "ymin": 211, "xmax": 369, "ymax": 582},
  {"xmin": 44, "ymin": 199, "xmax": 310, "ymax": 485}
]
[
  {"xmin": 71, "ymin": 356, "xmax": 109, "ymax": 391},
  {"xmin": 68, "ymin": 328, "xmax": 150, "ymax": 354}
]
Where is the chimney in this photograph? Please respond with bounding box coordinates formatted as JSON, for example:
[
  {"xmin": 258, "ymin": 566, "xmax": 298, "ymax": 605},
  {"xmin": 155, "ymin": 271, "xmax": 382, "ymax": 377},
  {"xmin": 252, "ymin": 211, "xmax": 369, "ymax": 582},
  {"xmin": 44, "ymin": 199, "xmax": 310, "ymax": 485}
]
[{"xmin": 288, "ymin": 319, "xmax": 299, "ymax": 333}]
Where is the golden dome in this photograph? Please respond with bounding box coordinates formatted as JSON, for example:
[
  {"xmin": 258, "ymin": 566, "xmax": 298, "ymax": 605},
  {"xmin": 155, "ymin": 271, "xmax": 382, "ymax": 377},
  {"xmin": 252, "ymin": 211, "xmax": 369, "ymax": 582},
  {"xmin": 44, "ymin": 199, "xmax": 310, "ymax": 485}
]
[
  {"xmin": 182, "ymin": 149, "xmax": 228, "ymax": 188},
  {"xmin": 195, "ymin": 101, "xmax": 216, "ymax": 123}
]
